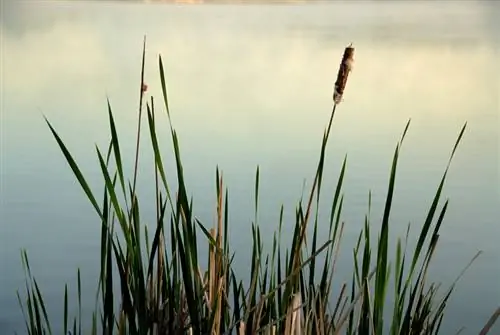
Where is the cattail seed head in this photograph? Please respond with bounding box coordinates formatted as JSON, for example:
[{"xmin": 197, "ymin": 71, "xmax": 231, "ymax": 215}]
[{"xmin": 333, "ymin": 44, "xmax": 355, "ymax": 104}]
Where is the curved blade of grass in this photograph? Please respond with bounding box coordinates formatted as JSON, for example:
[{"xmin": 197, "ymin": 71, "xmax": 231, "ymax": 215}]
[
  {"xmin": 373, "ymin": 119, "xmax": 411, "ymax": 334},
  {"xmin": 45, "ymin": 118, "xmax": 103, "ymax": 220},
  {"xmin": 107, "ymin": 98, "xmax": 128, "ymax": 209},
  {"xmin": 146, "ymin": 198, "xmax": 168, "ymax": 277},
  {"xmin": 373, "ymin": 143, "xmax": 400, "ymax": 334},
  {"xmin": 159, "ymin": 56, "xmax": 172, "ymax": 128},
  {"xmin": 146, "ymin": 102, "xmax": 174, "ymax": 210},
  {"xmin": 411, "ymin": 122, "xmax": 467, "ymax": 271},
  {"xmin": 195, "ymin": 218, "xmax": 218, "ymax": 249},
  {"xmin": 33, "ymin": 278, "xmax": 52, "ymax": 335},
  {"xmin": 96, "ymin": 146, "xmax": 129, "ymax": 242}
]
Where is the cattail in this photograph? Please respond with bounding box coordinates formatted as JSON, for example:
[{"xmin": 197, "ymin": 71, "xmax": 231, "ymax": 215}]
[
  {"xmin": 333, "ymin": 44, "xmax": 354, "ymax": 104},
  {"xmin": 141, "ymin": 83, "xmax": 148, "ymax": 94}
]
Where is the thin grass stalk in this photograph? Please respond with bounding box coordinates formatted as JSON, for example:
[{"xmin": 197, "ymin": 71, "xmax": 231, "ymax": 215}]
[{"xmin": 131, "ymin": 36, "xmax": 147, "ymax": 198}]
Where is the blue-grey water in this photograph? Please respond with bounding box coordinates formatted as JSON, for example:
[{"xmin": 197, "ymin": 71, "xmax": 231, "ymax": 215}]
[{"xmin": 1, "ymin": 1, "xmax": 499, "ymax": 333}]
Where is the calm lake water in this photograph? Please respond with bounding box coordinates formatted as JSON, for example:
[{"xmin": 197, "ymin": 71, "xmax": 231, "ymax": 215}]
[{"xmin": 1, "ymin": 0, "xmax": 499, "ymax": 333}]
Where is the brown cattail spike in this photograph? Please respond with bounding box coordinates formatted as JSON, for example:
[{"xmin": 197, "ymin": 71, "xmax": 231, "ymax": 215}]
[{"xmin": 333, "ymin": 44, "xmax": 355, "ymax": 104}]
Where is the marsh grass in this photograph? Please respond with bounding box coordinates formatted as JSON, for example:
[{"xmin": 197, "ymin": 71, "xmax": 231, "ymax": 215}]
[{"xmin": 16, "ymin": 40, "xmax": 497, "ymax": 334}]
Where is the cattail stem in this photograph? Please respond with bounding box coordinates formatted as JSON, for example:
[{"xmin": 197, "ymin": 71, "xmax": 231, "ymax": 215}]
[
  {"xmin": 290, "ymin": 44, "xmax": 353, "ymax": 292},
  {"xmin": 293, "ymin": 102, "xmax": 337, "ymax": 274}
]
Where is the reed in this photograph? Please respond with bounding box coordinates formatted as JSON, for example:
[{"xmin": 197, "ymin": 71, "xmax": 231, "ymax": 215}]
[{"xmin": 16, "ymin": 39, "xmax": 497, "ymax": 335}]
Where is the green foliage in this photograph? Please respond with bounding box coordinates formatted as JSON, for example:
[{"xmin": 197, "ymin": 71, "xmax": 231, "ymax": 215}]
[{"xmin": 16, "ymin": 40, "xmax": 495, "ymax": 335}]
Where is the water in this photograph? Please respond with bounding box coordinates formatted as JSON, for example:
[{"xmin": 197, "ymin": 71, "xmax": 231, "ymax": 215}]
[{"xmin": 1, "ymin": 0, "xmax": 499, "ymax": 333}]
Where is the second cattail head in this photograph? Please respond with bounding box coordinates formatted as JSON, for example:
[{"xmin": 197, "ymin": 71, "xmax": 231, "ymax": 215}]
[{"xmin": 333, "ymin": 44, "xmax": 355, "ymax": 104}]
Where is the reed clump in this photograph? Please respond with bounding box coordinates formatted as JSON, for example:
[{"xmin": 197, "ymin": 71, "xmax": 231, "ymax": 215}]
[{"xmin": 16, "ymin": 39, "xmax": 499, "ymax": 335}]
